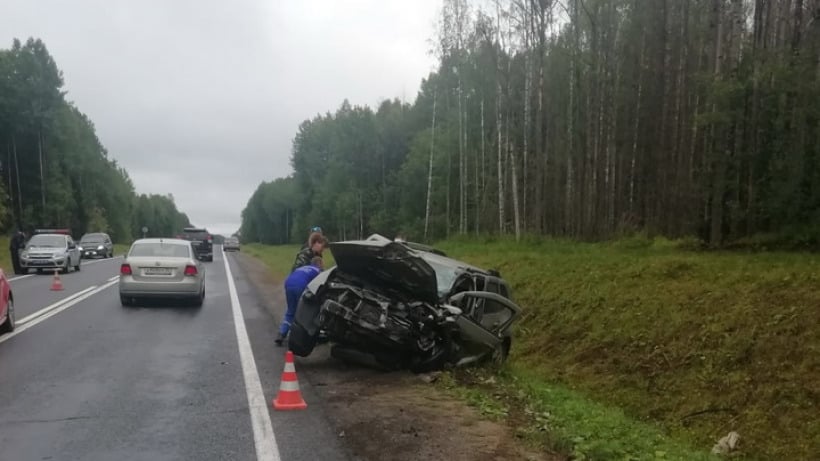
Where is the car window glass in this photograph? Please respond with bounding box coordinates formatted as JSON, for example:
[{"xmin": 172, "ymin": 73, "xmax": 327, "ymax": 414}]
[
  {"xmin": 485, "ymin": 279, "xmax": 500, "ymax": 294},
  {"xmin": 130, "ymin": 243, "xmax": 190, "ymax": 258},
  {"xmin": 476, "ymin": 298, "xmax": 514, "ymax": 332},
  {"xmin": 28, "ymin": 235, "xmax": 66, "ymax": 247},
  {"xmin": 498, "ymin": 283, "xmax": 510, "ymax": 299}
]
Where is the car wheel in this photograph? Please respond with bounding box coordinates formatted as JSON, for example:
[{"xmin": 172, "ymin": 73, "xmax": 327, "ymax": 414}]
[
  {"xmin": 192, "ymin": 289, "xmax": 204, "ymax": 307},
  {"xmin": 63, "ymin": 260, "xmax": 70, "ymax": 274},
  {"xmin": 0, "ymin": 297, "xmax": 15, "ymax": 333},
  {"xmin": 120, "ymin": 295, "xmax": 133, "ymax": 307}
]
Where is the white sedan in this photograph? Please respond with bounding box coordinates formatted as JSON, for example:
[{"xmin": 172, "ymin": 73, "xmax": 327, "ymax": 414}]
[{"xmin": 119, "ymin": 239, "xmax": 205, "ymax": 307}]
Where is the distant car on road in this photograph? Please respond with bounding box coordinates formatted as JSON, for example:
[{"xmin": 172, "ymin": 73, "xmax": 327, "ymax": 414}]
[
  {"xmin": 223, "ymin": 237, "xmax": 240, "ymax": 252},
  {"xmin": 179, "ymin": 227, "xmax": 213, "ymax": 262},
  {"xmin": 78, "ymin": 232, "xmax": 114, "ymax": 259},
  {"xmin": 119, "ymin": 238, "xmax": 205, "ymax": 307},
  {"xmin": 20, "ymin": 232, "xmax": 82, "ymax": 274},
  {"xmin": 0, "ymin": 269, "xmax": 14, "ymax": 334}
]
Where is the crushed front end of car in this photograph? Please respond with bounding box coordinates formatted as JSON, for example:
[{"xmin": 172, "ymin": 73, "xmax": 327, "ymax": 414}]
[{"xmin": 288, "ymin": 235, "xmax": 520, "ymax": 372}]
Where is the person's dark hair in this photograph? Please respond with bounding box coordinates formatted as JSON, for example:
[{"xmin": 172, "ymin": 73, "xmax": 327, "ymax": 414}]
[{"xmin": 308, "ymin": 232, "xmax": 324, "ymax": 247}]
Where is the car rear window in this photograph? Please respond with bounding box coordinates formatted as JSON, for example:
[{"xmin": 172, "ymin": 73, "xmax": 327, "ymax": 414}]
[
  {"xmin": 129, "ymin": 242, "xmax": 191, "ymax": 258},
  {"xmin": 181, "ymin": 231, "xmax": 208, "ymax": 240}
]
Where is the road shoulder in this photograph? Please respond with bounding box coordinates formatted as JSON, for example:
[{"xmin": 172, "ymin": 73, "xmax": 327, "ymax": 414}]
[{"xmin": 232, "ymin": 251, "xmax": 559, "ymax": 461}]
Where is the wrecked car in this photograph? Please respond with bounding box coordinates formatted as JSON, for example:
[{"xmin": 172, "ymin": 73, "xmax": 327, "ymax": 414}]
[{"xmin": 288, "ymin": 234, "xmax": 520, "ymax": 372}]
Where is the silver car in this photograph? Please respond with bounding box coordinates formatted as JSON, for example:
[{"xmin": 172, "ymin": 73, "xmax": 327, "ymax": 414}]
[
  {"xmin": 20, "ymin": 234, "xmax": 82, "ymax": 274},
  {"xmin": 223, "ymin": 237, "xmax": 240, "ymax": 252},
  {"xmin": 119, "ymin": 239, "xmax": 205, "ymax": 307}
]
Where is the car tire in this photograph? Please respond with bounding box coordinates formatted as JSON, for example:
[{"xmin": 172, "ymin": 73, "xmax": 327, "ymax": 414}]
[
  {"xmin": 0, "ymin": 297, "xmax": 15, "ymax": 333},
  {"xmin": 62, "ymin": 260, "xmax": 70, "ymax": 274},
  {"xmin": 120, "ymin": 295, "xmax": 133, "ymax": 307},
  {"xmin": 191, "ymin": 289, "xmax": 204, "ymax": 307}
]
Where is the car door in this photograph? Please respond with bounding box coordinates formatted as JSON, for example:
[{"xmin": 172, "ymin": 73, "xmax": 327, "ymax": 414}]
[
  {"xmin": 448, "ymin": 291, "xmax": 520, "ymax": 360},
  {"xmin": 67, "ymin": 237, "xmax": 79, "ymax": 265}
]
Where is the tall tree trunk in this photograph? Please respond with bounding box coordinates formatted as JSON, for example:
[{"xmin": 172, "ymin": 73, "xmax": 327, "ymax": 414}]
[
  {"xmin": 6, "ymin": 143, "xmax": 14, "ymax": 226},
  {"xmin": 630, "ymin": 32, "xmax": 646, "ymax": 217},
  {"xmin": 13, "ymin": 135, "xmax": 22, "ymax": 224},
  {"xmin": 39, "ymin": 130, "xmax": 46, "ymax": 212},
  {"xmin": 424, "ymin": 91, "xmax": 437, "ymax": 240}
]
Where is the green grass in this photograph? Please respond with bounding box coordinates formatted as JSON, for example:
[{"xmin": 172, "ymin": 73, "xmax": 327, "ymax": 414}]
[
  {"xmin": 435, "ymin": 236, "xmax": 819, "ymax": 460},
  {"xmin": 114, "ymin": 243, "xmax": 130, "ymax": 257},
  {"xmin": 243, "ymin": 243, "xmax": 335, "ymax": 280},
  {"xmin": 0, "ymin": 236, "xmax": 10, "ymax": 274}
]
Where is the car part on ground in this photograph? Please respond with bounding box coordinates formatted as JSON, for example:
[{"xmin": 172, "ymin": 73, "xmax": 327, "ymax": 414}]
[
  {"xmin": 119, "ymin": 238, "xmax": 205, "ymax": 307},
  {"xmin": 288, "ymin": 234, "xmax": 519, "ymax": 372},
  {"xmin": 178, "ymin": 227, "xmax": 214, "ymax": 262}
]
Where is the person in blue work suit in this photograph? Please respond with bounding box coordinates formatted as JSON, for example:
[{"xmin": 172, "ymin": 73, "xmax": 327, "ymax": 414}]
[{"xmin": 276, "ymin": 256, "xmax": 324, "ymax": 346}]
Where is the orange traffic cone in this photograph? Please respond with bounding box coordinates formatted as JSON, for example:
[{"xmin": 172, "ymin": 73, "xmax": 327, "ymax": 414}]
[
  {"xmin": 272, "ymin": 350, "xmax": 307, "ymax": 411},
  {"xmin": 50, "ymin": 270, "xmax": 64, "ymax": 291}
]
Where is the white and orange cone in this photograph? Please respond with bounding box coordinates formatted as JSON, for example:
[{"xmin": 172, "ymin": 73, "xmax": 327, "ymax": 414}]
[
  {"xmin": 272, "ymin": 350, "xmax": 307, "ymax": 411},
  {"xmin": 50, "ymin": 269, "xmax": 64, "ymax": 291}
]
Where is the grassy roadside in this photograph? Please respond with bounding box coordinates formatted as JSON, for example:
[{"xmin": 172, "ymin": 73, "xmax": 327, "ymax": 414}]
[
  {"xmin": 436, "ymin": 236, "xmax": 818, "ymax": 460},
  {"xmin": 0, "ymin": 237, "xmax": 10, "ymax": 274},
  {"xmin": 241, "ymin": 238, "xmax": 817, "ymax": 459},
  {"xmin": 243, "ymin": 243, "xmax": 335, "ymax": 281}
]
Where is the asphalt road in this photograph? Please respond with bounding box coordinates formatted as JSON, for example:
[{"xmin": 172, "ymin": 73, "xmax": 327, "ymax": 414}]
[{"xmin": 0, "ymin": 247, "xmax": 349, "ymax": 461}]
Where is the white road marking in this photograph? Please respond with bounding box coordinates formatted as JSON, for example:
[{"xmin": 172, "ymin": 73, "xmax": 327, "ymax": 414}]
[
  {"xmin": 15, "ymin": 285, "xmax": 98, "ymax": 325},
  {"xmin": 223, "ymin": 253, "xmax": 281, "ymax": 461},
  {"xmin": 8, "ymin": 274, "xmax": 34, "ymax": 282},
  {"xmin": 81, "ymin": 256, "xmax": 122, "ymax": 267},
  {"xmin": 0, "ymin": 279, "xmax": 118, "ymax": 344}
]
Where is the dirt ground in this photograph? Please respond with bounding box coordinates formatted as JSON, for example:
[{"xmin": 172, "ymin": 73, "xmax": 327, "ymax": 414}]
[{"xmin": 234, "ymin": 252, "xmax": 561, "ymax": 461}]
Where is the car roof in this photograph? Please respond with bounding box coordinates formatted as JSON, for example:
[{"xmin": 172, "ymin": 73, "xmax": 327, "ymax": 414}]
[{"xmin": 30, "ymin": 233, "xmax": 67, "ymax": 239}]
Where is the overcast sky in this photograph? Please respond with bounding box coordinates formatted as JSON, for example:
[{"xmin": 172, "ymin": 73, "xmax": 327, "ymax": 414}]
[{"xmin": 0, "ymin": 0, "xmax": 441, "ymax": 235}]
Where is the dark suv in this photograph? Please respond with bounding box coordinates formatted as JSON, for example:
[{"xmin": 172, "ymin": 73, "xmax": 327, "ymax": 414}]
[{"xmin": 179, "ymin": 227, "xmax": 213, "ymax": 262}]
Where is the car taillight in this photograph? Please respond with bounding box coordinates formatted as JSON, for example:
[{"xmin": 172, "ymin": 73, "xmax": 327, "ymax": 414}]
[
  {"xmin": 207, "ymin": 234, "xmax": 212, "ymax": 242},
  {"xmin": 120, "ymin": 264, "xmax": 132, "ymax": 275},
  {"xmin": 184, "ymin": 265, "xmax": 198, "ymax": 276}
]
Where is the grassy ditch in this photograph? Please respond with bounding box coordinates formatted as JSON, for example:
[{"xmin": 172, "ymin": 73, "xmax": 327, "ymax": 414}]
[
  {"xmin": 242, "ymin": 237, "xmax": 817, "ymax": 459},
  {"xmin": 436, "ymin": 236, "xmax": 819, "ymax": 460}
]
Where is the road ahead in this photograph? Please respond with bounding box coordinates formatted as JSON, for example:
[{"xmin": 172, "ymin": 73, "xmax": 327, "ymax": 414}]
[{"xmin": 0, "ymin": 247, "xmax": 348, "ymax": 461}]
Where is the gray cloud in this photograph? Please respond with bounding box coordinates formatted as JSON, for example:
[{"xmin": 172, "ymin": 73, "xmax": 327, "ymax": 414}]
[{"xmin": 1, "ymin": 0, "xmax": 440, "ymax": 235}]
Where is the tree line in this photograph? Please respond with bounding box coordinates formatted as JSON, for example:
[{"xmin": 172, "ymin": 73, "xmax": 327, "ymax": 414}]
[
  {"xmin": 0, "ymin": 38, "xmax": 191, "ymax": 241},
  {"xmin": 241, "ymin": 0, "xmax": 820, "ymax": 247}
]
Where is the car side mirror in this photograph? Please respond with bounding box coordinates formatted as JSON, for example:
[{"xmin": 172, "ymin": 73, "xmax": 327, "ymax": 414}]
[{"xmin": 68, "ymin": 243, "xmax": 76, "ymax": 249}]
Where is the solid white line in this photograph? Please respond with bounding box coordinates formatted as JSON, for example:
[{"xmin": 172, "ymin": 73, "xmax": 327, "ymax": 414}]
[
  {"xmin": 81, "ymin": 256, "xmax": 122, "ymax": 266},
  {"xmin": 223, "ymin": 253, "xmax": 281, "ymax": 461},
  {"xmin": 0, "ymin": 279, "xmax": 118, "ymax": 344},
  {"xmin": 9, "ymin": 274, "xmax": 34, "ymax": 282},
  {"xmin": 16, "ymin": 285, "xmax": 98, "ymax": 325}
]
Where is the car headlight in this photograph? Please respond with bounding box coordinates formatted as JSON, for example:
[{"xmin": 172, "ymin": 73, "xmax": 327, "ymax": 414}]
[
  {"xmin": 97, "ymin": 245, "xmax": 104, "ymax": 250},
  {"xmin": 78, "ymin": 246, "xmax": 84, "ymax": 251},
  {"xmin": 21, "ymin": 251, "xmax": 28, "ymax": 258}
]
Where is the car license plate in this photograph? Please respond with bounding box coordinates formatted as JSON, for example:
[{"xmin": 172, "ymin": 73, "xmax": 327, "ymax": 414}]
[{"xmin": 144, "ymin": 267, "xmax": 172, "ymax": 275}]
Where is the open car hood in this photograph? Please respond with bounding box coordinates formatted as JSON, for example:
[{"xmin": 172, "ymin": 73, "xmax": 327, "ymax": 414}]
[{"xmin": 329, "ymin": 236, "xmax": 439, "ymax": 304}]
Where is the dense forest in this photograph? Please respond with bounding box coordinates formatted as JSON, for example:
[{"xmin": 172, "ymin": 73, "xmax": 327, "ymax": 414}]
[
  {"xmin": 0, "ymin": 38, "xmax": 190, "ymax": 241},
  {"xmin": 242, "ymin": 0, "xmax": 820, "ymax": 247}
]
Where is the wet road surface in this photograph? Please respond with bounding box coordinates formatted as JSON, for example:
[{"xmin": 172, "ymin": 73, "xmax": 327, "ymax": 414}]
[{"xmin": 0, "ymin": 247, "xmax": 348, "ymax": 461}]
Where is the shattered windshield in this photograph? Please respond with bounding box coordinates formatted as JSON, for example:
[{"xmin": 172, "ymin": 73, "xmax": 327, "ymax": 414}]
[{"xmin": 424, "ymin": 258, "xmax": 459, "ymax": 298}]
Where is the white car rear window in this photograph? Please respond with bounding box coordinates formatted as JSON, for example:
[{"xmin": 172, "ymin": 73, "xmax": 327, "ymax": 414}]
[{"xmin": 130, "ymin": 242, "xmax": 190, "ymax": 258}]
